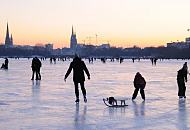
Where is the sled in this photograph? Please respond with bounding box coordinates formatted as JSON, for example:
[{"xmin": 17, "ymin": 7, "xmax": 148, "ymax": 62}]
[{"xmin": 103, "ymin": 97, "xmax": 129, "ymax": 107}]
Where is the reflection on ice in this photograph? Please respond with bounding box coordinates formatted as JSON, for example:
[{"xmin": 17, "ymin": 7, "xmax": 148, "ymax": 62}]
[
  {"xmin": 132, "ymin": 101, "xmax": 145, "ymax": 116},
  {"xmin": 74, "ymin": 104, "xmax": 87, "ymax": 129},
  {"xmin": 177, "ymin": 99, "xmax": 188, "ymax": 130},
  {"xmin": 107, "ymin": 106, "xmax": 127, "ymax": 117},
  {"xmin": 32, "ymin": 80, "xmax": 41, "ymax": 103},
  {"xmin": 0, "ymin": 102, "xmax": 9, "ymax": 105}
]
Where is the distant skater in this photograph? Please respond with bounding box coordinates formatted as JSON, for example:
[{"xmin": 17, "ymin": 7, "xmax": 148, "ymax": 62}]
[
  {"xmin": 31, "ymin": 57, "xmax": 37, "ymax": 80},
  {"xmin": 132, "ymin": 72, "xmax": 146, "ymax": 100},
  {"xmin": 1, "ymin": 58, "xmax": 9, "ymax": 69},
  {"xmin": 36, "ymin": 58, "xmax": 42, "ymax": 80},
  {"xmin": 31, "ymin": 57, "xmax": 42, "ymax": 80},
  {"xmin": 177, "ymin": 63, "xmax": 188, "ymax": 98},
  {"xmin": 120, "ymin": 57, "xmax": 124, "ymax": 64},
  {"xmin": 64, "ymin": 55, "xmax": 90, "ymax": 103},
  {"xmin": 151, "ymin": 58, "xmax": 154, "ymax": 65},
  {"xmin": 4, "ymin": 58, "xmax": 8, "ymax": 69},
  {"xmin": 132, "ymin": 58, "xmax": 135, "ymax": 63},
  {"xmin": 154, "ymin": 58, "xmax": 158, "ymax": 66}
]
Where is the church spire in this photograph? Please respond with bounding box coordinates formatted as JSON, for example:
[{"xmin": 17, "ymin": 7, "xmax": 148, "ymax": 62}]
[
  {"xmin": 5, "ymin": 22, "xmax": 13, "ymax": 46},
  {"xmin": 70, "ymin": 26, "xmax": 77, "ymax": 49},
  {"xmin": 72, "ymin": 25, "xmax": 74, "ymax": 35},
  {"xmin": 6, "ymin": 22, "xmax": 10, "ymax": 40},
  {"xmin": 10, "ymin": 34, "xmax": 13, "ymax": 45},
  {"xmin": 5, "ymin": 22, "xmax": 11, "ymax": 46},
  {"xmin": 72, "ymin": 25, "xmax": 76, "ymax": 36}
]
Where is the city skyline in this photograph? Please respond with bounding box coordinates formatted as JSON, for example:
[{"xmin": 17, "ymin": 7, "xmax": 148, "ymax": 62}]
[{"xmin": 1, "ymin": 0, "xmax": 190, "ymax": 48}]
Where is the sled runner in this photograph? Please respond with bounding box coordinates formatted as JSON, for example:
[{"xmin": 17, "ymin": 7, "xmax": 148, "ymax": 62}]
[{"xmin": 103, "ymin": 97, "xmax": 129, "ymax": 107}]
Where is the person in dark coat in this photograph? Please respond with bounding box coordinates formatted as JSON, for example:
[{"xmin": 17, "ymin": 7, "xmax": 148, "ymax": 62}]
[
  {"xmin": 132, "ymin": 72, "xmax": 146, "ymax": 100},
  {"xmin": 1, "ymin": 58, "xmax": 9, "ymax": 69},
  {"xmin": 36, "ymin": 58, "xmax": 42, "ymax": 80},
  {"xmin": 177, "ymin": 64, "xmax": 188, "ymax": 98},
  {"xmin": 31, "ymin": 57, "xmax": 41, "ymax": 80},
  {"xmin": 31, "ymin": 57, "xmax": 37, "ymax": 80},
  {"xmin": 4, "ymin": 58, "xmax": 9, "ymax": 69},
  {"xmin": 64, "ymin": 55, "xmax": 90, "ymax": 103}
]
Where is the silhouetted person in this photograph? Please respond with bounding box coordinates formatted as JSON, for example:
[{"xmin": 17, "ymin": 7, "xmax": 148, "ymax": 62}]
[
  {"xmin": 88, "ymin": 57, "xmax": 94, "ymax": 64},
  {"xmin": 132, "ymin": 72, "xmax": 146, "ymax": 100},
  {"xmin": 50, "ymin": 58, "xmax": 53, "ymax": 64},
  {"xmin": 101, "ymin": 58, "xmax": 106, "ymax": 63},
  {"xmin": 31, "ymin": 57, "xmax": 37, "ymax": 80},
  {"xmin": 64, "ymin": 55, "xmax": 90, "ymax": 103},
  {"xmin": 36, "ymin": 58, "xmax": 42, "ymax": 80},
  {"xmin": 31, "ymin": 57, "xmax": 42, "ymax": 80},
  {"xmin": 4, "ymin": 58, "xmax": 8, "ymax": 69},
  {"xmin": 132, "ymin": 58, "xmax": 135, "ymax": 63},
  {"xmin": 151, "ymin": 58, "xmax": 154, "ymax": 65},
  {"xmin": 53, "ymin": 58, "xmax": 56, "ymax": 64},
  {"xmin": 1, "ymin": 58, "xmax": 8, "ymax": 69},
  {"xmin": 177, "ymin": 64, "xmax": 188, "ymax": 98},
  {"xmin": 154, "ymin": 58, "xmax": 158, "ymax": 65},
  {"xmin": 120, "ymin": 57, "xmax": 124, "ymax": 64}
]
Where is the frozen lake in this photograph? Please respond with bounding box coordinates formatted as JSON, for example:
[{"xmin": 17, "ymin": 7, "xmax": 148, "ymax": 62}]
[{"xmin": 0, "ymin": 58, "xmax": 190, "ymax": 130}]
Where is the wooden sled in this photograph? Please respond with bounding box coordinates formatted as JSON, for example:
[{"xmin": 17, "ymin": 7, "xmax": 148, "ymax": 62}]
[{"xmin": 103, "ymin": 97, "xmax": 129, "ymax": 107}]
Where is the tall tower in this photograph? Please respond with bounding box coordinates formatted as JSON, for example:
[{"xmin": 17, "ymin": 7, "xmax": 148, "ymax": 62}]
[
  {"xmin": 5, "ymin": 23, "xmax": 13, "ymax": 47},
  {"xmin": 70, "ymin": 26, "xmax": 77, "ymax": 50},
  {"xmin": 10, "ymin": 34, "xmax": 13, "ymax": 45}
]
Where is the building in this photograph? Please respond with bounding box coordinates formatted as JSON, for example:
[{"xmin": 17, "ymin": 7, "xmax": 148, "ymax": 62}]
[
  {"xmin": 167, "ymin": 38, "xmax": 190, "ymax": 49},
  {"xmin": 124, "ymin": 46, "xmax": 141, "ymax": 53},
  {"xmin": 14, "ymin": 45, "xmax": 34, "ymax": 50},
  {"xmin": 5, "ymin": 23, "xmax": 13, "ymax": 47},
  {"xmin": 98, "ymin": 44, "xmax": 110, "ymax": 49},
  {"xmin": 45, "ymin": 43, "xmax": 53, "ymax": 52},
  {"xmin": 70, "ymin": 26, "xmax": 77, "ymax": 50}
]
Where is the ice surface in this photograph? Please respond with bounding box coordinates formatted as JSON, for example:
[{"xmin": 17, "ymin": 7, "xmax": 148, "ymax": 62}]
[{"xmin": 0, "ymin": 58, "xmax": 190, "ymax": 130}]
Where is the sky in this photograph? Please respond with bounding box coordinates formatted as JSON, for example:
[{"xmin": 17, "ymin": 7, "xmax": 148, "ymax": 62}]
[{"xmin": 0, "ymin": 0, "xmax": 190, "ymax": 48}]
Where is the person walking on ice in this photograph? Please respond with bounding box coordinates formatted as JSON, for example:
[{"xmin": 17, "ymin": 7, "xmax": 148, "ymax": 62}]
[
  {"xmin": 31, "ymin": 57, "xmax": 42, "ymax": 80},
  {"xmin": 177, "ymin": 62, "xmax": 188, "ymax": 99},
  {"xmin": 64, "ymin": 55, "xmax": 90, "ymax": 103},
  {"xmin": 132, "ymin": 72, "xmax": 146, "ymax": 100}
]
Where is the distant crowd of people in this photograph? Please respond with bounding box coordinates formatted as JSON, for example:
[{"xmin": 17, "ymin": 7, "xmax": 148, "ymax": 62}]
[{"xmin": 1, "ymin": 56, "xmax": 189, "ymax": 103}]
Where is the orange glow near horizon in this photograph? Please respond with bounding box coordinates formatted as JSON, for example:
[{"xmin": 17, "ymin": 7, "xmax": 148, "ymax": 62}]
[
  {"xmin": 1, "ymin": 0, "xmax": 190, "ymax": 49},
  {"xmin": 0, "ymin": 32, "xmax": 188, "ymax": 49},
  {"xmin": 0, "ymin": 21, "xmax": 188, "ymax": 49}
]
